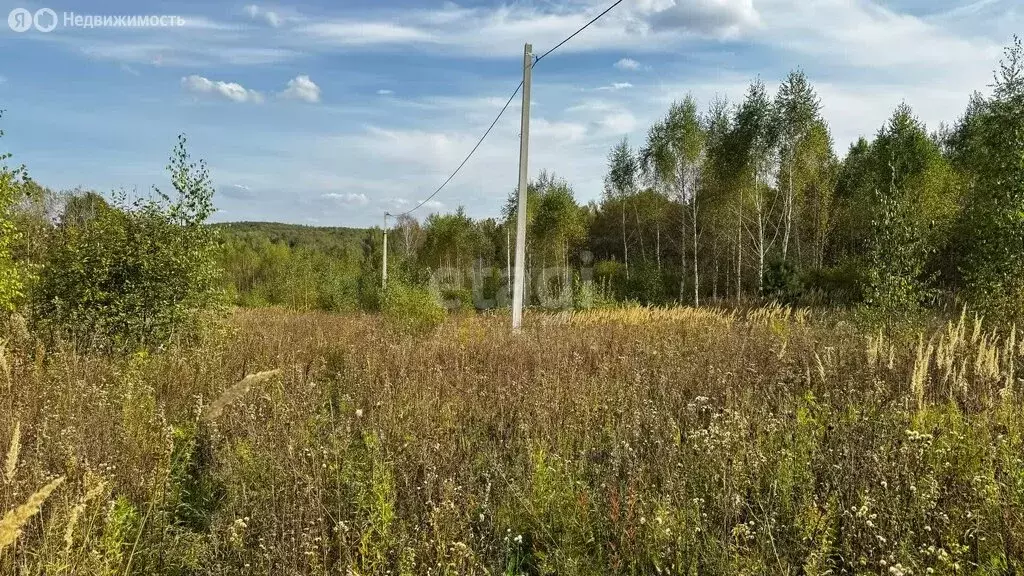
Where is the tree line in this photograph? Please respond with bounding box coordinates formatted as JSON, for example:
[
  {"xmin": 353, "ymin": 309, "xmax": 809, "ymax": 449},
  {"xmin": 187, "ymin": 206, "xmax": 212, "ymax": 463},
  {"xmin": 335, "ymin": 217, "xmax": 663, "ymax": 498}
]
[
  {"xmin": 1, "ymin": 37, "xmax": 1022, "ymax": 350},
  {"xmin": 372, "ymin": 36, "xmax": 1024, "ymax": 320}
]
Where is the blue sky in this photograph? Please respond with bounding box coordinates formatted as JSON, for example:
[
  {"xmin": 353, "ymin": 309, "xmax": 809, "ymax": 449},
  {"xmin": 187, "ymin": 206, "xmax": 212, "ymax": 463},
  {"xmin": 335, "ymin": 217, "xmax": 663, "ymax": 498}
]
[{"xmin": 0, "ymin": 0, "xmax": 1018, "ymax": 227}]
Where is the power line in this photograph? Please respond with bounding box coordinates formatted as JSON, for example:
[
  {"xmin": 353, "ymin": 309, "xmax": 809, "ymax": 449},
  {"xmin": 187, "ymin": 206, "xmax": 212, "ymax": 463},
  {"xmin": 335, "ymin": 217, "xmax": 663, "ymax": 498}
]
[
  {"xmin": 534, "ymin": 0, "xmax": 624, "ymax": 64},
  {"xmin": 388, "ymin": 80, "xmax": 523, "ymax": 218},
  {"xmin": 388, "ymin": 0, "xmax": 624, "ymax": 218}
]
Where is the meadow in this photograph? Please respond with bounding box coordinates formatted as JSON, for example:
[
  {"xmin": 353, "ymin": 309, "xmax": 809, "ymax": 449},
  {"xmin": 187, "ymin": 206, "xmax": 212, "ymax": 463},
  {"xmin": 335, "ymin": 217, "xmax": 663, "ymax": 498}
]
[{"xmin": 1, "ymin": 306, "xmax": 1022, "ymax": 575}]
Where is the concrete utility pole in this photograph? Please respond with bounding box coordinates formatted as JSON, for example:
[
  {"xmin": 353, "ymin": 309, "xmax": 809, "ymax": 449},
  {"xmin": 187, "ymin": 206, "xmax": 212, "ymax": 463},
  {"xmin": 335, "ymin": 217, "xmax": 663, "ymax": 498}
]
[
  {"xmin": 506, "ymin": 228, "xmax": 512, "ymax": 303},
  {"xmin": 382, "ymin": 212, "xmax": 389, "ymax": 291},
  {"xmin": 511, "ymin": 43, "xmax": 532, "ymax": 331}
]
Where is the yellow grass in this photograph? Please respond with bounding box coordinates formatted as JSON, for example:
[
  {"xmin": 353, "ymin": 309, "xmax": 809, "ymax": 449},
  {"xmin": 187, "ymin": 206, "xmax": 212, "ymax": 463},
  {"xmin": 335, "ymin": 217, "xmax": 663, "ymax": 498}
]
[{"xmin": 0, "ymin": 477, "xmax": 64, "ymax": 553}]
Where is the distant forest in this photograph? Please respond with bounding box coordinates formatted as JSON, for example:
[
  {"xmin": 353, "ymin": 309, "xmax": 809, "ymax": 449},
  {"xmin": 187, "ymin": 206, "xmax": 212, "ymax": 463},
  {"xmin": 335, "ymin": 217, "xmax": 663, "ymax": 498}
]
[
  {"xmin": 6, "ymin": 37, "xmax": 1024, "ymax": 322},
  {"xmin": 214, "ymin": 37, "xmax": 1024, "ymax": 320}
]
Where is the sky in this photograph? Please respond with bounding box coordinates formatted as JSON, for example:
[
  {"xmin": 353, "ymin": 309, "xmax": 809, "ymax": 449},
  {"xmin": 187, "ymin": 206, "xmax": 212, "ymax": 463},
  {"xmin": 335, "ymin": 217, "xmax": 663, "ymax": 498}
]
[{"xmin": 0, "ymin": 0, "xmax": 1018, "ymax": 227}]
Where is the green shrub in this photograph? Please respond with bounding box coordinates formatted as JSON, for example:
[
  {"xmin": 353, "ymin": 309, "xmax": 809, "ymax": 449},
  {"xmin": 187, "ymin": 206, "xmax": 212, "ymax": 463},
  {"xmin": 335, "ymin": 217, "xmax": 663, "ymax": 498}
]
[
  {"xmin": 802, "ymin": 260, "xmax": 867, "ymax": 306},
  {"xmin": 593, "ymin": 260, "xmax": 625, "ymax": 298},
  {"xmin": 761, "ymin": 259, "xmax": 803, "ymax": 304},
  {"xmin": 441, "ymin": 288, "xmax": 473, "ymax": 312},
  {"xmin": 573, "ymin": 274, "xmax": 615, "ymax": 310},
  {"xmin": 381, "ymin": 282, "xmax": 446, "ymax": 333},
  {"xmin": 626, "ymin": 262, "xmax": 666, "ymax": 305},
  {"xmin": 0, "ymin": 113, "xmax": 31, "ymax": 313},
  {"xmin": 31, "ymin": 135, "xmax": 222, "ymax": 351}
]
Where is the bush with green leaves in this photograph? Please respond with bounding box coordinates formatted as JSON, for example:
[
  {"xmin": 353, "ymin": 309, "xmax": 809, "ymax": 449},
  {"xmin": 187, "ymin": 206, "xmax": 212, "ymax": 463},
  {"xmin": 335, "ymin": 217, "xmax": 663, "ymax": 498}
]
[
  {"xmin": 381, "ymin": 282, "xmax": 446, "ymax": 333},
  {"xmin": 0, "ymin": 112, "xmax": 31, "ymax": 313},
  {"xmin": 956, "ymin": 37, "xmax": 1024, "ymax": 322},
  {"xmin": 32, "ymin": 135, "xmax": 222, "ymax": 351},
  {"xmin": 761, "ymin": 258, "xmax": 803, "ymax": 304},
  {"xmin": 626, "ymin": 261, "xmax": 667, "ymax": 305},
  {"xmin": 863, "ymin": 104, "xmax": 956, "ymax": 317}
]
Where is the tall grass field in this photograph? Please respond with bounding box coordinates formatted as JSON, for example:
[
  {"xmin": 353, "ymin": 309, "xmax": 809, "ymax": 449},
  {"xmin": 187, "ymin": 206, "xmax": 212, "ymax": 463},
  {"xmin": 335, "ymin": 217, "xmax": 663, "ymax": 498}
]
[{"xmin": 1, "ymin": 307, "xmax": 1022, "ymax": 575}]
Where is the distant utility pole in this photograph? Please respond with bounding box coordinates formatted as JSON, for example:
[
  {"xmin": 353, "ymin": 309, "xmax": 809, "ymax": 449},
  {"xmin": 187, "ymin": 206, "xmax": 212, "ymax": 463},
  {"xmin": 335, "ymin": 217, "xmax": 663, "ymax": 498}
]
[
  {"xmin": 382, "ymin": 212, "xmax": 390, "ymax": 291},
  {"xmin": 506, "ymin": 228, "xmax": 512, "ymax": 302},
  {"xmin": 512, "ymin": 43, "xmax": 532, "ymax": 331}
]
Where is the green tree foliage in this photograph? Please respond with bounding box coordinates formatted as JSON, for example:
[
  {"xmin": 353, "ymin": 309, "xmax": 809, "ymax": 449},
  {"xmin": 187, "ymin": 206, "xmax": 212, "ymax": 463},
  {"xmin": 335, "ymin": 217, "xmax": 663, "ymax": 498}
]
[
  {"xmin": 0, "ymin": 112, "xmax": 30, "ymax": 313},
  {"xmin": 642, "ymin": 95, "xmax": 706, "ymax": 302},
  {"xmin": 215, "ymin": 222, "xmax": 365, "ymax": 310},
  {"xmin": 381, "ymin": 281, "xmax": 446, "ymax": 333},
  {"xmin": 864, "ymin": 104, "xmax": 958, "ymax": 314},
  {"xmin": 957, "ymin": 36, "xmax": 1024, "ymax": 320},
  {"xmin": 603, "ymin": 139, "xmax": 638, "ymax": 278},
  {"xmin": 6, "ymin": 40, "xmax": 1023, "ymax": 322},
  {"xmin": 731, "ymin": 78, "xmax": 780, "ymax": 294},
  {"xmin": 32, "ymin": 135, "xmax": 222, "ymax": 350},
  {"xmin": 218, "ymin": 235, "xmax": 360, "ymax": 311},
  {"xmin": 775, "ymin": 69, "xmax": 823, "ymax": 263},
  {"xmin": 420, "ymin": 207, "xmax": 479, "ymax": 274},
  {"xmin": 533, "ymin": 176, "xmax": 585, "ymax": 265},
  {"xmin": 799, "ymin": 121, "xmax": 839, "ymax": 271}
]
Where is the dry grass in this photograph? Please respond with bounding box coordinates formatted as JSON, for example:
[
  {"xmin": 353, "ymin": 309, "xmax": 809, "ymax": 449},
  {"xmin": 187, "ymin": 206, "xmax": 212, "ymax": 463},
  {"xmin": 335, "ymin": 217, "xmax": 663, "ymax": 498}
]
[
  {"xmin": 0, "ymin": 306, "xmax": 1021, "ymax": 575},
  {"xmin": 204, "ymin": 369, "xmax": 283, "ymax": 422},
  {"xmin": 0, "ymin": 477, "xmax": 64, "ymax": 553},
  {"xmin": 3, "ymin": 422, "xmax": 18, "ymax": 484}
]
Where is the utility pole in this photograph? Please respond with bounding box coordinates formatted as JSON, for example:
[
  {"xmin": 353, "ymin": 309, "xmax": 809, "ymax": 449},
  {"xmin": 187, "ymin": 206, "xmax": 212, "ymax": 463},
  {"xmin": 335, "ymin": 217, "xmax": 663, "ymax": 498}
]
[
  {"xmin": 382, "ymin": 212, "xmax": 389, "ymax": 291},
  {"xmin": 512, "ymin": 43, "xmax": 532, "ymax": 331},
  {"xmin": 506, "ymin": 227, "xmax": 512, "ymax": 303}
]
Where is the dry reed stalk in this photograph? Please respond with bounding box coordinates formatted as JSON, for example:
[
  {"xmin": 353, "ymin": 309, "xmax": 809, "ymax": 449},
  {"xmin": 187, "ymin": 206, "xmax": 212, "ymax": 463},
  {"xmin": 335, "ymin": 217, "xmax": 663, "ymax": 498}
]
[
  {"xmin": 63, "ymin": 479, "xmax": 106, "ymax": 555},
  {"xmin": 0, "ymin": 476, "xmax": 65, "ymax": 553},
  {"xmin": 1003, "ymin": 327, "xmax": 1016, "ymax": 392},
  {"xmin": 867, "ymin": 330, "xmax": 882, "ymax": 368},
  {"xmin": 3, "ymin": 422, "xmax": 19, "ymax": 484},
  {"xmin": 911, "ymin": 335, "xmax": 935, "ymax": 412},
  {"xmin": 0, "ymin": 340, "xmax": 10, "ymax": 393},
  {"xmin": 814, "ymin": 352, "xmax": 827, "ymax": 384},
  {"xmin": 204, "ymin": 369, "xmax": 282, "ymax": 422}
]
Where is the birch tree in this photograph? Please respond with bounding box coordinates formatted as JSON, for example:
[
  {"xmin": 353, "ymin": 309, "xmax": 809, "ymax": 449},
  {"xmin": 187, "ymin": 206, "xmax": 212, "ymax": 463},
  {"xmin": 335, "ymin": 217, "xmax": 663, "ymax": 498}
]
[
  {"xmin": 733, "ymin": 79, "xmax": 780, "ymax": 294},
  {"xmin": 641, "ymin": 95, "xmax": 707, "ymax": 304},
  {"xmin": 775, "ymin": 70, "xmax": 821, "ymax": 263},
  {"xmin": 604, "ymin": 138, "xmax": 638, "ymax": 279}
]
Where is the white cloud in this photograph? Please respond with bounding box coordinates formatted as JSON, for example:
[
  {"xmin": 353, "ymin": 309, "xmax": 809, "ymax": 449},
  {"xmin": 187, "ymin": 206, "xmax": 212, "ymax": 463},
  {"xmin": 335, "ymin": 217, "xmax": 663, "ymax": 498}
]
[
  {"xmin": 532, "ymin": 119, "xmax": 588, "ymax": 143},
  {"xmin": 565, "ymin": 99, "xmax": 617, "ymax": 114},
  {"xmin": 18, "ymin": 0, "xmax": 1015, "ymax": 81},
  {"xmin": 753, "ymin": 0, "xmax": 1001, "ymax": 77},
  {"xmin": 22, "ymin": 0, "xmax": 1017, "ymax": 229},
  {"xmin": 323, "ymin": 192, "xmax": 369, "ymax": 206},
  {"xmin": 78, "ymin": 41, "xmax": 295, "ymax": 67},
  {"xmin": 634, "ymin": 0, "xmax": 760, "ymax": 37},
  {"xmin": 181, "ymin": 75, "xmax": 263, "ymax": 103},
  {"xmin": 244, "ymin": 5, "xmax": 282, "ymax": 27},
  {"xmin": 287, "ymin": 0, "xmax": 761, "ymax": 57},
  {"xmin": 614, "ymin": 58, "xmax": 641, "ymax": 71},
  {"xmin": 597, "ymin": 82, "xmax": 634, "ymax": 91},
  {"xmin": 298, "ymin": 21, "xmax": 433, "ymax": 46},
  {"xmin": 280, "ymin": 75, "xmax": 321, "ymax": 103},
  {"xmin": 596, "ymin": 111, "xmax": 638, "ymax": 135},
  {"xmin": 351, "ymin": 126, "xmax": 502, "ymax": 171}
]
